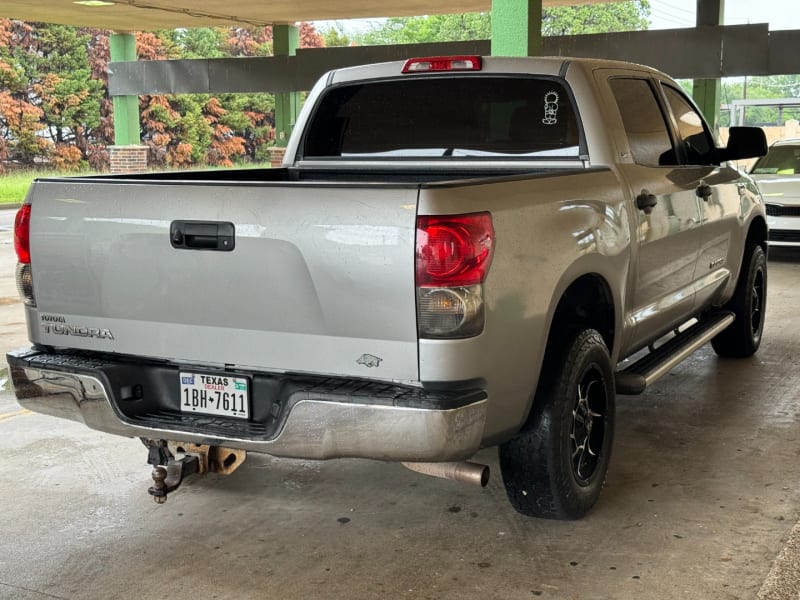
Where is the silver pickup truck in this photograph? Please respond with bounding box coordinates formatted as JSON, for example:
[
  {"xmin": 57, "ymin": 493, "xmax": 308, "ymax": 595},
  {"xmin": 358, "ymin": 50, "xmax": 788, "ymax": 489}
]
[{"xmin": 8, "ymin": 56, "xmax": 768, "ymax": 519}]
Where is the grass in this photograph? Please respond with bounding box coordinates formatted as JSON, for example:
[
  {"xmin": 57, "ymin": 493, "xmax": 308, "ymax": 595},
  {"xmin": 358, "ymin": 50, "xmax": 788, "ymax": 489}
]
[
  {"xmin": 0, "ymin": 162, "xmax": 274, "ymax": 205},
  {"xmin": 0, "ymin": 169, "xmax": 95, "ymax": 205}
]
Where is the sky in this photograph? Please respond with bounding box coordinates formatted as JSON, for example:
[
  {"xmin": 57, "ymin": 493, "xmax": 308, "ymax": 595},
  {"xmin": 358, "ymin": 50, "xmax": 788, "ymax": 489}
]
[
  {"xmin": 648, "ymin": 0, "xmax": 800, "ymax": 30},
  {"xmin": 317, "ymin": 0, "xmax": 800, "ymax": 35}
]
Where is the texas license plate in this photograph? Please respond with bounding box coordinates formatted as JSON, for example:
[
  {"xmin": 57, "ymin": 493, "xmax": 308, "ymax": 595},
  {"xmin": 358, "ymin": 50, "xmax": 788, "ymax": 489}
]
[{"xmin": 179, "ymin": 372, "xmax": 249, "ymax": 419}]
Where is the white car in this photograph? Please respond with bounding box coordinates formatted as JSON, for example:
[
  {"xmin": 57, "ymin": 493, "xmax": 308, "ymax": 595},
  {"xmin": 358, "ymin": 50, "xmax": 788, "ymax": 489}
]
[{"xmin": 751, "ymin": 138, "xmax": 800, "ymax": 246}]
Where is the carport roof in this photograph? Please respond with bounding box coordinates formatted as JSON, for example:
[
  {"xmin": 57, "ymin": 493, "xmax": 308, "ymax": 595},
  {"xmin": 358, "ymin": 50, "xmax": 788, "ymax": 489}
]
[{"xmin": 1, "ymin": 0, "xmax": 609, "ymax": 30}]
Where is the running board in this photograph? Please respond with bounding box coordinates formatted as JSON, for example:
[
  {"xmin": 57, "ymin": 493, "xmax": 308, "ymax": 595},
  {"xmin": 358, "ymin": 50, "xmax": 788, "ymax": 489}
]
[{"xmin": 615, "ymin": 311, "xmax": 735, "ymax": 395}]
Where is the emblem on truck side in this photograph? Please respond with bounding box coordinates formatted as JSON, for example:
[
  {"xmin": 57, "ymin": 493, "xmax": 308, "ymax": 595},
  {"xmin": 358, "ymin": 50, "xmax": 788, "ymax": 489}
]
[{"xmin": 356, "ymin": 354, "xmax": 383, "ymax": 368}]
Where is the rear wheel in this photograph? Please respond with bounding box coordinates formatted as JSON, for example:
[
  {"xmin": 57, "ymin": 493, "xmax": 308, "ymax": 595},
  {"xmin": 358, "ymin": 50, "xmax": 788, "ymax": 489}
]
[
  {"xmin": 711, "ymin": 244, "xmax": 767, "ymax": 358},
  {"xmin": 499, "ymin": 329, "xmax": 615, "ymax": 519}
]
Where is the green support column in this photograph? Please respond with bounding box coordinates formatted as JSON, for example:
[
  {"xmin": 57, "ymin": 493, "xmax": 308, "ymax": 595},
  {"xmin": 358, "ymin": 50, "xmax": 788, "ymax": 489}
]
[
  {"xmin": 692, "ymin": 0, "xmax": 725, "ymax": 133},
  {"xmin": 491, "ymin": 0, "xmax": 543, "ymax": 57},
  {"xmin": 693, "ymin": 79, "xmax": 722, "ymax": 129},
  {"xmin": 109, "ymin": 33, "xmax": 140, "ymax": 146},
  {"xmin": 273, "ymin": 24, "xmax": 299, "ymax": 148}
]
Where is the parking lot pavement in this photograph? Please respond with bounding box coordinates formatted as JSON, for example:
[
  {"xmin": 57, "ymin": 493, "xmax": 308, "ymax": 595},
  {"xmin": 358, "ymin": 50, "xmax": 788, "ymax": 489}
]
[
  {"xmin": 1, "ymin": 213, "xmax": 799, "ymax": 599},
  {"xmin": 0, "ymin": 210, "xmax": 15, "ymax": 232}
]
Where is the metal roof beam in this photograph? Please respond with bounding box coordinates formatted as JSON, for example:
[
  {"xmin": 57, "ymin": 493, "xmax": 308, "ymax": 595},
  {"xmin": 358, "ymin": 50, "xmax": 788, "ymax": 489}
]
[{"xmin": 108, "ymin": 25, "xmax": 800, "ymax": 97}]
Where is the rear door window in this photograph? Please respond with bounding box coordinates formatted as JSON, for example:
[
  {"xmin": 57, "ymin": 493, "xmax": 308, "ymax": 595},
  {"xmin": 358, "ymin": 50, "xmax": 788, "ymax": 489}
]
[{"xmin": 302, "ymin": 77, "xmax": 582, "ymax": 160}]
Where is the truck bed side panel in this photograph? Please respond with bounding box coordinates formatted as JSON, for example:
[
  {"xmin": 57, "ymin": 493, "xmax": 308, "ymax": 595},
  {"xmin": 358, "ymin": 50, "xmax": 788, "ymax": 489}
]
[{"xmin": 417, "ymin": 168, "xmax": 631, "ymax": 442}]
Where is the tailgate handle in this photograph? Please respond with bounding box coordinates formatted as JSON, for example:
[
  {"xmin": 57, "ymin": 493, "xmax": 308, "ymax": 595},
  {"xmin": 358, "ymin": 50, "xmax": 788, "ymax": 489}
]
[{"xmin": 171, "ymin": 221, "xmax": 235, "ymax": 252}]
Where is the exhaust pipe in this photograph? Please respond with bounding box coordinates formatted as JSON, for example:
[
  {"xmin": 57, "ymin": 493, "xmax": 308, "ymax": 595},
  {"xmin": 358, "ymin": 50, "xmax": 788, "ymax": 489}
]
[{"xmin": 402, "ymin": 461, "xmax": 490, "ymax": 487}]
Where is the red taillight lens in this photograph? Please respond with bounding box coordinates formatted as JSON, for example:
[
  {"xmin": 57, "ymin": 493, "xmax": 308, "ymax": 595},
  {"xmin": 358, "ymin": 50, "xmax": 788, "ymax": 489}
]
[
  {"xmin": 14, "ymin": 204, "xmax": 31, "ymax": 264},
  {"xmin": 402, "ymin": 56, "xmax": 482, "ymax": 74},
  {"xmin": 416, "ymin": 213, "xmax": 494, "ymax": 287}
]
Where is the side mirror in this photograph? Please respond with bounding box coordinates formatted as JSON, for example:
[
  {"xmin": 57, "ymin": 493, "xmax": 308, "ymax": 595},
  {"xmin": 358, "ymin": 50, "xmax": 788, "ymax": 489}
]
[{"xmin": 721, "ymin": 127, "xmax": 767, "ymax": 161}]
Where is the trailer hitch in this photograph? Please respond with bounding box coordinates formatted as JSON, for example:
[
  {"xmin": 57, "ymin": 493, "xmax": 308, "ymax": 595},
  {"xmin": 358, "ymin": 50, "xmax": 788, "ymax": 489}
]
[
  {"xmin": 148, "ymin": 454, "xmax": 200, "ymax": 504},
  {"xmin": 142, "ymin": 439, "xmax": 246, "ymax": 504}
]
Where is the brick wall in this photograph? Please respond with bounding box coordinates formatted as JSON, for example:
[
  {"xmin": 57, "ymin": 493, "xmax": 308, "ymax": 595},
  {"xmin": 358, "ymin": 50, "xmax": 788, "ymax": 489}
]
[
  {"xmin": 268, "ymin": 146, "xmax": 287, "ymax": 168},
  {"xmin": 109, "ymin": 145, "xmax": 149, "ymax": 174}
]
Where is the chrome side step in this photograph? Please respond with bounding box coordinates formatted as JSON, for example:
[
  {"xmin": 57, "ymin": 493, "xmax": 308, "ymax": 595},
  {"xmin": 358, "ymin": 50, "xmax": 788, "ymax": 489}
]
[{"xmin": 615, "ymin": 311, "xmax": 735, "ymax": 395}]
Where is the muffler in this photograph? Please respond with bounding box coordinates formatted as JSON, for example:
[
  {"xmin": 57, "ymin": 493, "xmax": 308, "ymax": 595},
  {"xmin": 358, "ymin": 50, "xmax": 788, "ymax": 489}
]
[{"xmin": 402, "ymin": 461, "xmax": 490, "ymax": 487}]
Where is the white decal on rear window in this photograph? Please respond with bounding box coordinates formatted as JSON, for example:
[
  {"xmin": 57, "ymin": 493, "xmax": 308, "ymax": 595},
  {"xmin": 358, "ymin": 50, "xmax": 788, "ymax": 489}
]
[{"xmin": 543, "ymin": 91, "xmax": 560, "ymax": 125}]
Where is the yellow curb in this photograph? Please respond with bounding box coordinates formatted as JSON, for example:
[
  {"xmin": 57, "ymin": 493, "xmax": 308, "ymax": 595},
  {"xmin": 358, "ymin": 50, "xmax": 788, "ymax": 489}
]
[{"xmin": 0, "ymin": 408, "xmax": 31, "ymax": 421}]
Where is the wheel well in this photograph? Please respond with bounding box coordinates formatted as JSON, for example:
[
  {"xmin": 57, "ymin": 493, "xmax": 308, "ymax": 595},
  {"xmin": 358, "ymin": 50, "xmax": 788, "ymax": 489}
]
[
  {"xmin": 548, "ymin": 275, "xmax": 615, "ymax": 356},
  {"xmin": 746, "ymin": 216, "xmax": 768, "ymax": 251}
]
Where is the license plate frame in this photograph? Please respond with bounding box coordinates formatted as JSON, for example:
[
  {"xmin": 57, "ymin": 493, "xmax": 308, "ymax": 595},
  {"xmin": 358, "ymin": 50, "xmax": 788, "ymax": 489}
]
[{"xmin": 179, "ymin": 371, "xmax": 250, "ymax": 420}]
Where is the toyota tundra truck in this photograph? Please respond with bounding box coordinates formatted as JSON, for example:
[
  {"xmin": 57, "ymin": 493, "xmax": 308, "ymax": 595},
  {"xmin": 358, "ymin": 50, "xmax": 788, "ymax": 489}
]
[{"xmin": 8, "ymin": 56, "xmax": 768, "ymax": 519}]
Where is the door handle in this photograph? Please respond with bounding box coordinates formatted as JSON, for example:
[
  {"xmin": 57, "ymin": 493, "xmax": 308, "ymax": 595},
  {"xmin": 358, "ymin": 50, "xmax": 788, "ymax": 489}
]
[
  {"xmin": 636, "ymin": 189, "xmax": 658, "ymax": 214},
  {"xmin": 170, "ymin": 221, "xmax": 235, "ymax": 251},
  {"xmin": 696, "ymin": 182, "xmax": 713, "ymax": 200}
]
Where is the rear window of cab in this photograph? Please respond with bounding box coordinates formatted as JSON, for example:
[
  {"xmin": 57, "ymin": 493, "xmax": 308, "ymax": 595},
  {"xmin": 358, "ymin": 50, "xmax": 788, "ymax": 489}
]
[{"xmin": 302, "ymin": 77, "xmax": 582, "ymax": 160}]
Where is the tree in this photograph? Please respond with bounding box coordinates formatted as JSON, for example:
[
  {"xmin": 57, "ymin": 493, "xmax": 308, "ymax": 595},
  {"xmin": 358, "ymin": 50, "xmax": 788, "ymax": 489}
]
[
  {"xmin": 356, "ymin": 1, "xmax": 650, "ymax": 45},
  {"xmin": 0, "ymin": 20, "xmax": 105, "ymax": 170},
  {"xmin": 358, "ymin": 13, "xmax": 491, "ymax": 45},
  {"xmin": 720, "ymin": 76, "xmax": 800, "ymax": 127},
  {"xmin": 299, "ymin": 22, "xmax": 326, "ymax": 49},
  {"xmin": 543, "ymin": 1, "xmax": 650, "ymax": 36},
  {"xmin": 165, "ymin": 27, "xmax": 227, "ymax": 59},
  {"xmin": 32, "ymin": 26, "xmax": 105, "ymax": 164},
  {"xmin": 0, "ymin": 20, "xmax": 45, "ymax": 170},
  {"xmin": 216, "ymin": 92, "xmax": 275, "ymax": 161},
  {"xmin": 0, "ymin": 19, "xmax": 331, "ymax": 173},
  {"xmin": 203, "ymin": 97, "xmax": 246, "ymax": 166},
  {"xmin": 83, "ymin": 28, "xmax": 113, "ymax": 169},
  {"xmin": 226, "ymin": 26, "xmax": 273, "ymax": 57},
  {"xmin": 320, "ymin": 24, "xmax": 351, "ymax": 48},
  {"xmin": 136, "ymin": 26, "xmax": 289, "ymax": 168}
]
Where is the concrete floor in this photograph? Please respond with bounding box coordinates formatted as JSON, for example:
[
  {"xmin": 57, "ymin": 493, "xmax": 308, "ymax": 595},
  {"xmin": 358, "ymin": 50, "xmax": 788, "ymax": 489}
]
[{"xmin": 1, "ymin": 207, "xmax": 800, "ymax": 599}]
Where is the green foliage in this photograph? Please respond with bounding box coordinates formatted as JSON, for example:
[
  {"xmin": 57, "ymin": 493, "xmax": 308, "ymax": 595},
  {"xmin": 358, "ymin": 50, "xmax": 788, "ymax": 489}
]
[
  {"xmin": 355, "ymin": 1, "xmax": 650, "ymax": 45},
  {"xmin": 0, "ymin": 168, "xmax": 97, "ymax": 203},
  {"xmin": 166, "ymin": 28, "xmax": 227, "ymax": 59},
  {"xmin": 321, "ymin": 25, "xmax": 351, "ymax": 48},
  {"xmin": 0, "ymin": 21, "xmax": 105, "ymax": 169},
  {"xmin": 720, "ymin": 75, "xmax": 800, "ymax": 126},
  {"xmin": 173, "ymin": 96, "xmax": 213, "ymax": 163},
  {"xmin": 543, "ymin": 1, "xmax": 650, "ymax": 36},
  {"xmin": 0, "ymin": 20, "xmax": 317, "ymax": 170},
  {"xmin": 358, "ymin": 13, "xmax": 491, "ymax": 45}
]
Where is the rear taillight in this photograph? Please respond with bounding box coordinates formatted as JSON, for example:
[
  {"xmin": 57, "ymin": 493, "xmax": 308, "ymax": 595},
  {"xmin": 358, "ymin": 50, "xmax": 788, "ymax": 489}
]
[
  {"xmin": 14, "ymin": 204, "xmax": 35, "ymax": 306},
  {"xmin": 416, "ymin": 213, "xmax": 494, "ymax": 339},
  {"xmin": 14, "ymin": 204, "xmax": 31, "ymax": 264}
]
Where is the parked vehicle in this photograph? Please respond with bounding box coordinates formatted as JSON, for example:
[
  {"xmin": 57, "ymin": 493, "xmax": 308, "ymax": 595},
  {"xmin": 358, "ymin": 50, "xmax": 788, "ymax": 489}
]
[
  {"xmin": 750, "ymin": 138, "xmax": 800, "ymax": 246},
  {"xmin": 8, "ymin": 56, "xmax": 768, "ymax": 519}
]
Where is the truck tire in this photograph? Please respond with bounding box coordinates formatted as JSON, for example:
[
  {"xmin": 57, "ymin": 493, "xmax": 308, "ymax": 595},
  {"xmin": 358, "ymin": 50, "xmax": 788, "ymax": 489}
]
[
  {"xmin": 711, "ymin": 244, "xmax": 767, "ymax": 358},
  {"xmin": 499, "ymin": 329, "xmax": 615, "ymax": 519}
]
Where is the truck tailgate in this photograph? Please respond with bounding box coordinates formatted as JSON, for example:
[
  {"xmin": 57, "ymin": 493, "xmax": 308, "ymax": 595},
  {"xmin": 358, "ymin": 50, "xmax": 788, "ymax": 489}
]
[{"xmin": 26, "ymin": 179, "xmax": 420, "ymax": 382}]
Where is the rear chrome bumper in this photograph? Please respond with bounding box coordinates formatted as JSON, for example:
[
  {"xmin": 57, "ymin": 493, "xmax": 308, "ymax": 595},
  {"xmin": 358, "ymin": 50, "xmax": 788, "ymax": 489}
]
[{"xmin": 7, "ymin": 349, "xmax": 487, "ymax": 461}]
